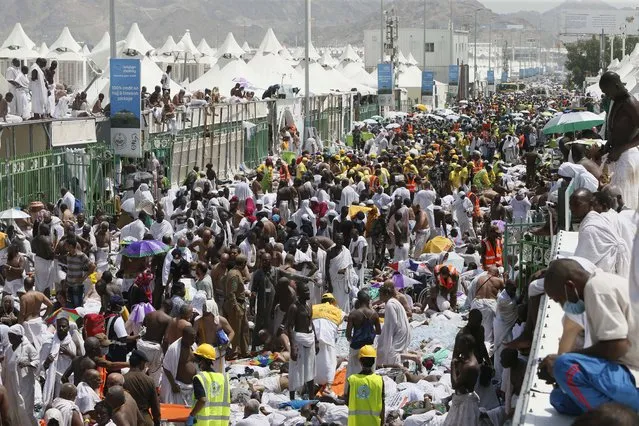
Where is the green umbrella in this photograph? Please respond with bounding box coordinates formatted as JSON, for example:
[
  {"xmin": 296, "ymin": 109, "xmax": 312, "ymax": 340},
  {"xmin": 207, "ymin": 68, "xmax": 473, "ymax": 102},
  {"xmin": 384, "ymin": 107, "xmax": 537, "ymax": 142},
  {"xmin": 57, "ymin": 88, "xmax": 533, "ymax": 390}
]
[
  {"xmin": 542, "ymin": 111, "xmax": 605, "ymax": 135},
  {"xmin": 370, "ymin": 115, "xmax": 384, "ymax": 121}
]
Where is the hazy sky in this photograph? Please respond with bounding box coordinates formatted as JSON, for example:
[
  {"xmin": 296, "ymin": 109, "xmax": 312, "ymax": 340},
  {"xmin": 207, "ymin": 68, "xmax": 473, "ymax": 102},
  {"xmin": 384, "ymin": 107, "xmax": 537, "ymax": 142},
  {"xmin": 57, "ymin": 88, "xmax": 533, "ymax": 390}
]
[{"xmin": 480, "ymin": 0, "xmax": 637, "ymax": 14}]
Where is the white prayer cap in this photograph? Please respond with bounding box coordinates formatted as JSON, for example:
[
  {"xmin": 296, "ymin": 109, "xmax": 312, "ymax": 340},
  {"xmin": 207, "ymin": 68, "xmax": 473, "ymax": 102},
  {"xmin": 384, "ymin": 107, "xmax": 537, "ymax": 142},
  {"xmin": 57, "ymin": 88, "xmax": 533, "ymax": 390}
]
[
  {"xmin": 517, "ymin": 188, "xmax": 527, "ymax": 196},
  {"xmin": 8, "ymin": 324, "xmax": 24, "ymax": 337},
  {"xmin": 458, "ymin": 191, "xmax": 466, "ymax": 197},
  {"xmin": 310, "ymin": 197, "xmax": 318, "ymax": 203},
  {"xmin": 302, "ymin": 214, "xmax": 310, "ymax": 221},
  {"xmin": 45, "ymin": 409, "xmax": 64, "ymax": 424},
  {"xmin": 568, "ymin": 256, "xmax": 597, "ymax": 274},
  {"xmin": 205, "ymin": 299, "xmax": 219, "ymax": 317},
  {"xmin": 191, "ymin": 290, "xmax": 207, "ymax": 317}
]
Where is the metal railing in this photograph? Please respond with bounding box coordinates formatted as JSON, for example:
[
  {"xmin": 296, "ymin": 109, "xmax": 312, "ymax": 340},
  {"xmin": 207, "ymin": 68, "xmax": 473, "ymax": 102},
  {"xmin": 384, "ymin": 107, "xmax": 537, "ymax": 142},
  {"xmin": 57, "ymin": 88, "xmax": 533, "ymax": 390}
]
[{"xmin": 503, "ymin": 222, "xmax": 552, "ymax": 291}]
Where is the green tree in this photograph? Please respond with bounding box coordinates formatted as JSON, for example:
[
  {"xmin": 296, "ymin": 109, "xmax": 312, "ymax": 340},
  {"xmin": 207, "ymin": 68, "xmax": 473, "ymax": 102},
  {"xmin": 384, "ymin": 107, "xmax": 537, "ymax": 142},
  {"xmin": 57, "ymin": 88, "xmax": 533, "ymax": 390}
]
[{"xmin": 564, "ymin": 35, "xmax": 639, "ymax": 89}]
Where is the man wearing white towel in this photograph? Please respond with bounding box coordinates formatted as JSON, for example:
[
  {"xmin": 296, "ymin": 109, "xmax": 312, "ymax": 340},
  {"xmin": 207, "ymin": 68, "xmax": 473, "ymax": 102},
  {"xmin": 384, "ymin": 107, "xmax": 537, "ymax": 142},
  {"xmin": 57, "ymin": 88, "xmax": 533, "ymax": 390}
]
[{"xmin": 287, "ymin": 281, "xmax": 318, "ymax": 400}]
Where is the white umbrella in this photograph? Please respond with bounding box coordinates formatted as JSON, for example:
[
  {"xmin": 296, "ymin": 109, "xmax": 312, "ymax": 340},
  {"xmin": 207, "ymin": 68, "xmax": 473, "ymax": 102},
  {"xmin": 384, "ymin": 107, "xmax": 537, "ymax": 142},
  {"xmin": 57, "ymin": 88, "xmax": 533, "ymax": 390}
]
[
  {"xmin": 446, "ymin": 114, "xmax": 460, "ymax": 121},
  {"xmin": 363, "ymin": 118, "xmax": 378, "ymax": 124},
  {"xmin": 385, "ymin": 123, "xmax": 401, "ymax": 129},
  {"xmin": 0, "ymin": 209, "xmax": 30, "ymax": 220}
]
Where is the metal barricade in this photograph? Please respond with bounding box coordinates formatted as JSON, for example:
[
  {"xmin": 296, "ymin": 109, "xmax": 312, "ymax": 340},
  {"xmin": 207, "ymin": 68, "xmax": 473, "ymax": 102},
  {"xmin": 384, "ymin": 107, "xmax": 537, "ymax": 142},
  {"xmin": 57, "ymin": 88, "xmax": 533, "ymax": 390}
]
[{"xmin": 503, "ymin": 222, "xmax": 552, "ymax": 292}]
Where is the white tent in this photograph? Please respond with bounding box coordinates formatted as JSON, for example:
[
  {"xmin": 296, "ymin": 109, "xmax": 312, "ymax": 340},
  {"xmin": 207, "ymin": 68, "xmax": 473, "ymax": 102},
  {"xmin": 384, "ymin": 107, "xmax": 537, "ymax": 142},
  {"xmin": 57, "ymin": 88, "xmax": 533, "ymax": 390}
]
[
  {"xmin": 248, "ymin": 52, "xmax": 302, "ymax": 89},
  {"xmin": 396, "ymin": 51, "xmax": 408, "ymax": 66},
  {"xmin": 156, "ymin": 36, "xmax": 180, "ymax": 58},
  {"xmin": 339, "ymin": 44, "xmax": 361, "ymax": 63},
  {"xmin": 81, "ymin": 45, "xmax": 91, "ymax": 56},
  {"xmin": 257, "ymin": 28, "xmax": 283, "ymax": 55},
  {"xmin": 397, "ymin": 64, "xmax": 422, "ymax": 88},
  {"xmin": 296, "ymin": 61, "xmax": 347, "ymax": 95},
  {"xmin": 291, "ymin": 42, "xmax": 320, "ymax": 62},
  {"xmin": 279, "ymin": 46, "xmax": 295, "ymax": 63},
  {"xmin": 190, "ymin": 58, "xmax": 261, "ymax": 96},
  {"xmin": 318, "ymin": 50, "xmax": 338, "ymax": 68},
  {"xmin": 241, "ymin": 41, "xmax": 251, "ymax": 53},
  {"xmin": 406, "ymin": 52, "xmax": 418, "ymax": 66},
  {"xmin": 339, "ymin": 61, "xmax": 377, "ymax": 88},
  {"xmin": 92, "ymin": 32, "xmax": 110, "ymax": 53},
  {"xmin": 123, "ymin": 23, "xmax": 154, "ymax": 56},
  {"xmin": 216, "ymin": 32, "xmax": 244, "ymax": 59},
  {"xmin": 176, "ymin": 30, "xmax": 200, "ymax": 61},
  {"xmin": 38, "ymin": 43, "xmax": 49, "ymax": 57},
  {"xmin": 197, "ymin": 38, "xmax": 215, "ymax": 57},
  {"xmin": 0, "ymin": 23, "xmax": 38, "ymax": 59},
  {"xmin": 49, "ymin": 27, "xmax": 82, "ymax": 54}
]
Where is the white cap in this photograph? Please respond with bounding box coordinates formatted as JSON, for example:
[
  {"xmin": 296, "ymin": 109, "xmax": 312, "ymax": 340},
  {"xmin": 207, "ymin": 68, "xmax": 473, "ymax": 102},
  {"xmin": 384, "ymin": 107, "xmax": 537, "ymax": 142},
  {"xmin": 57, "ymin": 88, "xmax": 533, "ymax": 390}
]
[{"xmin": 310, "ymin": 196, "xmax": 318, "ymax": 203}]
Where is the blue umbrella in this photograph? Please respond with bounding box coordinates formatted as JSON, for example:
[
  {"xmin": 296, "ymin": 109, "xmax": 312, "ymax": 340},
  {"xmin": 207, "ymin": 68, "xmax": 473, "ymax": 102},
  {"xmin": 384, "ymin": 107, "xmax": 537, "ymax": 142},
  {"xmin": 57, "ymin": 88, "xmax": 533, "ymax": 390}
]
[{"xmin": 121, "ymin": 240, "xmax": 170, "ymax": 258}]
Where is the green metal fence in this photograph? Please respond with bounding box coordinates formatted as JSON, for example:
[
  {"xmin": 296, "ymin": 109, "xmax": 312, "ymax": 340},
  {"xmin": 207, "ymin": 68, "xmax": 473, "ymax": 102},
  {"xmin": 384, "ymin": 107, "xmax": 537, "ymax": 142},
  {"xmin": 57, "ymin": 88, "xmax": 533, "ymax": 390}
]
[
  {"xmin": 503, "ymin": 222, "xmax": 552, "ymax": 292},
  {"xmin": 0, "ymin": 143, "xmax": 116, "ymax": 215},
  {"xmin": 358, "ymin": 103, "xmax": 379, "ymax": 121},
  {"xmin": 244, "ymin": 117, "xmax": 270, "ymax": 169}
]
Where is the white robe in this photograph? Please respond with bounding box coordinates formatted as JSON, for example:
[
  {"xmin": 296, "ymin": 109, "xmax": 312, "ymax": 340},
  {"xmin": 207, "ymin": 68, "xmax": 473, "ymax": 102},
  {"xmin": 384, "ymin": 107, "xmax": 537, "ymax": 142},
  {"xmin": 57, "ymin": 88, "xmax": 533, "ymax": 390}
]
[
  {"xmin": 609, "ymin": 147, "xmax": 639, "ymax": 211},
  {"xmin": 339, "ymin": 186, "xmax": 359, "ymax": 211},
  {"xmin": 5, "ymin": 66, "xmax": 19, "ymax": 113},
  {"xmin": 377, "ymin": 297, "xmax": 410, "ymax": 365},
  {"xmin": 493, "ymin": 290, "xmax": 518, "ymax": 382},
  {"xmin": 29, "ymin": 64, "xmax": 47, "ymax": 116},
  {"xmin": 289, "ymin": 330, "xmax": 316, "ymax": 392},
  {"xmin": 15, "ymin": 72, "xmax": 30, "ymax": 119},
  {"xmin": 311, "ymin": 248, "xmax": 327, "ymax": 305},
  {"xmin": 35, "ymin": 255, "xmax": 56, "ymax": 293},
  {"xmin": 575, "ymin": 210, "xmax": 630, "ymax": 277},
  {"xmin": 328, "ymin": 246, "xmax": 356, "ymax": 314},
  {"xmin": 150, "ymin": 219, "xmax": 174, "ymax": 240},
  {"xmin": 160, "ymin": 338, "xmax": 193, "ymax": 404},
  {"xmin": 313, "ymin": 317, "xmax": 340, "ymax": 385},
  {"xmin": 471, "ymin": 297, "xmax": 498, "ymax": 345},
  {"xmin": 75, "ymin": 382, "xmax": 101, "ymax": 414},
  {"xmin": 453, "ymin": 196, "xmax": 475, "ymax": 237},
  {"xmin": 2, "ymin": 340, "xmax": 38, "ymax": 426},
  {"xmin": 349, "ymin": 236, "xmax": 368, "ymax": 286},
  {"xmin": 137, "ymin": 339, "xmax": 165, "ymax": 387},
  {"xmin": 51, "ymin": 397, "xmax": 81, "ymax": 426},
  {"xmin": 40, "ymin": 332, "xmax": 76, "ymax": 406}
]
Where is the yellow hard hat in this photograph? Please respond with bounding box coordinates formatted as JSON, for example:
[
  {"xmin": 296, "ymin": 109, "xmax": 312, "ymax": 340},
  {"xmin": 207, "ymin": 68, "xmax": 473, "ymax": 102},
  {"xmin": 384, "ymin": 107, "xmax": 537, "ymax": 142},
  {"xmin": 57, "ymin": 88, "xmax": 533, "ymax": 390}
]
[
  {"xmin": 193, "ymin": 344, "xmax": 216, "ymax": 361},
  {"xmin": 322, "ymin": 292, "xmax": 336, "ymax": 301},
  {"xmin": 359, "ymin": 345, "xmax": 377, "ymax": 358}
]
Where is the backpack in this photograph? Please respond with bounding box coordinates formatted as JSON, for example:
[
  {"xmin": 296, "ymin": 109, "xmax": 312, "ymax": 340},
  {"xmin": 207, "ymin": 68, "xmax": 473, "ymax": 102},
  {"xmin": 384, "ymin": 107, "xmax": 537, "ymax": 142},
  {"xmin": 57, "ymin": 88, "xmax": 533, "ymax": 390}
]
[{"xmin": 83, "ymin": 313, "xmax": 105, "ymax": 337}]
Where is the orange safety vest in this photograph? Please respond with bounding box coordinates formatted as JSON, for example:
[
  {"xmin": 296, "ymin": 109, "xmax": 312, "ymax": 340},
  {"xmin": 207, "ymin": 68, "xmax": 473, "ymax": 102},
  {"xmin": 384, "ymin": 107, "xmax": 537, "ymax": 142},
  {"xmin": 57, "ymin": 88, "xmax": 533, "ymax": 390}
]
[
  {"xmin": 472, "ymin": 160, "xmax": 483, "ymax": 174},
  {"xmin": 434, "ymin": 264, "xmax": 459, "ymax": 290},
  {"xmin": 369, "ymin": 175, "xmax": 380, "ymax": 191},
  {"xmin": 279, "ymin": 165, "xmax": 291, "ymax": 181},
  {"xmin": 406, "ymin": 177, "xmax": 416, "ymax": 193},
  {"xmin": 483, "ymin": 239, "xmax": 503, "ymax": 267},
  {"xmin": 467, "ymin": 192, "xmax": 481, "ymax": 217}
]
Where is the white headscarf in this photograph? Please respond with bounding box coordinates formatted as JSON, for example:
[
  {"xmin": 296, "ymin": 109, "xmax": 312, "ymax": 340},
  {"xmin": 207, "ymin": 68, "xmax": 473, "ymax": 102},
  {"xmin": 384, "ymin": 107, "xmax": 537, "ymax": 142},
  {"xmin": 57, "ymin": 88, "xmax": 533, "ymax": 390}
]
[
  {"xmin": 558, "ymin": 162, "xmax": 599, "ymax": 192},
  {"xmin": 134, "ymin": 183, "xmax": 154, "ymax": 212}
]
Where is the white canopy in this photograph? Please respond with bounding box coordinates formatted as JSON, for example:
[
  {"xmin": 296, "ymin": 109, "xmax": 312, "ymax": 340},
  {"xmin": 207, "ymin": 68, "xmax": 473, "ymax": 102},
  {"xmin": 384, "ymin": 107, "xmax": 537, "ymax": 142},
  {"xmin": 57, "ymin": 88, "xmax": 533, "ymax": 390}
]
[
  {"xmin": 397, "ymin": 64, "xmax": 422, "ymax": 88},
  {"xmin": 318, "ymin": 50, "xmax": 338, "ymax": 68},
  {"xmin": 123, "ymin": 23, "xmax": 154, "ymax": 56},
  {"xmin": 81, "ymin": 45, "xmax": 91, "ymax": 56},
  {"xmin": 406, "ymin": 52, "xmax": 418, "ymax": 66},
  {"xmin": 216, "ymin": 32, "xmax": 244, "ymax": 59},
  {"xmin": 396, "ymin": 51, "xmax": 408, "ymax": 65},
  {"xmin": 0, "ymin": 23, "xmax": 38, "ymax": 59},
  {"xmin": 241, "ymin": 41, "xmax": 251, "ymax": 53},
  {"xmin": 49, "ymin": 27, "xmax": 82, "ymax": 53},
  {"xmin": 176, "ymin": 30, "xmax": 200, "ymax": 60},
  {"xmin": 296, "ymin": 62, "xmax": 351, "ymax": 95},
  {"xmin": 92, "ymin": 32, "xmax": 110, "ymax": 53},
  {"xmin": 339, "ymin": 44, "xmax": 361, "ymax": 63},
  {"xmin": 279, "ymin": 46, "xmax": 294, "ymax": 63},
  {"xmin": 190, "ymin": 58, "xmax": 261, "ymax": 96},
  {"xmin": 248, "ymin": 52, "xmax": 301, "ymax": 88},
  {"xmin": 48, "ymin": 27, "xmax": 85, "ymax": 61},
  {"xmin": 38, "ymin": 42, "xmax": 49, "ymax": 57},
  {"xmin": 197, "ymin": 38, "xmax": 214, "ymax": 57},
  {"xmin": 156, "ymin": 36, "xmax": 180, "ymax": 58},
  {"xmin": 257, "ymin": 28, "xmax": 283, "ymax": 55},
  {"xmin": 339, "ymin": 61, "xmax": 377, "ymax": 88},
  {"xmin": 291, "ymin": 42, "xmax": 320, "ymax": 62}
]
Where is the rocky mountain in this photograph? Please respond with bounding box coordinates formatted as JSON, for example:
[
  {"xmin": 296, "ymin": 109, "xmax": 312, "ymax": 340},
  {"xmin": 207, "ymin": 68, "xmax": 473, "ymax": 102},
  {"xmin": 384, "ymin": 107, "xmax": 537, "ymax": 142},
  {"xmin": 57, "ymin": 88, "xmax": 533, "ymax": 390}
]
[{"xmin": 0, "ymin": 0, "xmax": 545, "ymax": 49}]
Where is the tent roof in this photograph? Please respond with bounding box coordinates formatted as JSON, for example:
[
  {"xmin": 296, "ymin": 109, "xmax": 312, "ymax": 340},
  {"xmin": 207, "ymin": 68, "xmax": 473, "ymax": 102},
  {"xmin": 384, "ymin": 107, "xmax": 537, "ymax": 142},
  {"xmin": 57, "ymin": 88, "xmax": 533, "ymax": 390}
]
[
  {"xmin": 406, "ymin": 52, "xmax": 418, "ymax": 66},
  {"xmin": 241, "ymin": 41, "xmax": 251, "ymax": 53},
  {"xmin": 123, "ymin": 22, "xmax": 154, "ymax": 55},
  {"xmin": 156, "ymin": 36, "xmax": 180, "ymax": 57},
  {"xmin": 177, "ymin": 30, "xmax": 200, "ymax": 59},
  {"xmin": 49, "ymin": 26, "xmax": 82, "ymax": 53},
  {"xmin": 93, "ymin": 32, "xmax": 110, "ymax": 53},
  {"xmin": 257, "ymin": 28, "xmax": 283, "ymax": 55},
  {"xmin": 397, "ymin": 64, "xmax": 422, "ymax": 87},
  {"xmin": 396, "ymin": 51, "xmax": 408, "ymax": 65},
  {"xmin": 339, "ymin": 61, "xmax": 376, "ymax": 88},
  {"xmin": 339, "ymin": 44, "xmax": 361, "ymax": 63},
  {"xmin": 216, "ymin": 32, "xmax": 244, "ymax": 59},
  {"xmin": 190, "ymin": 58, "xmax": 261, "ymax": 96},
  {"xmin": 319, "ymin": 50, "xmax": 338, "ymax": 68},
  {"xmin": 197, "ymin": 38, "xmax": 215, "ymax": 57},
  {"xmin": 38, "ymin": 42, "xmax": 49, "ymax": 57},
  {"xmin": 291, "ymin": 41, "xmax": 320, "ymax": 61},
  {"xmin": 296, "ymin": 62, "xmax": 352, "ymax": 95},
  {"xmin": 248, "ymin": 52, "xmax": 301, "ymax": 88},
  {"xmin": 279, "ymin": 46, "xmax": 294, "ymax": 62},
  {"xmin": 81, "ymin": 45, "xmax": 91, "ymax": 56},
  {"xmin": 1, "ymin": 23, "xmax": 35, "ymax": 50}
]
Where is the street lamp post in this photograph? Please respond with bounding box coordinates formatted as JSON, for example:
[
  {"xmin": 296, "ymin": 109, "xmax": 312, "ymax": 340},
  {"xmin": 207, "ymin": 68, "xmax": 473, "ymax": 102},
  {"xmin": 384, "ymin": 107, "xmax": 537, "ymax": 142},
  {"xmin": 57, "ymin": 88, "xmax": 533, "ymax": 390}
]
[
  {"xmin": 423, "ymin": 0, "xmax": 427, "ymax": 68},
  {"xmin": 380, "ymin": 0, "xmax": 384, "ymax": 63},
  {"xmin": 110, "ymin": 0, "xmax": 116, "ymax": 58},
  {"xmin": 304, "ymin": 0, "xmax": 311, "ymax": 142},
  {"xmin": 474, "ymin": 10, "xmax": 478, "ymax": 96}
]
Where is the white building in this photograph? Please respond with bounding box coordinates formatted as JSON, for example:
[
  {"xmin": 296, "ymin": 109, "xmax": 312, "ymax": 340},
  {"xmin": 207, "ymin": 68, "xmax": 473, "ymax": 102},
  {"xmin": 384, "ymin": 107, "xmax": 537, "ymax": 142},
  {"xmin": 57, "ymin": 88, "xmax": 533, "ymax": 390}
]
[{"xmin": 363, "ymin": 28, "xmax": 469, "ymax": 83}]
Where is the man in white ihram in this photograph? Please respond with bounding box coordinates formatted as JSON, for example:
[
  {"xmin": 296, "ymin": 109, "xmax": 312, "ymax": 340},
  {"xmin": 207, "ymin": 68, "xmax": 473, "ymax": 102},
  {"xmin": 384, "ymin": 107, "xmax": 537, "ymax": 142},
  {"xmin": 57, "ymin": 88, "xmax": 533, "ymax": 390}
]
[
  {"xmin": 29, "ymin": 58, "xmax": 48, "ymax": 119},
  {"xmin": 326, "ymin": 233, "xmax": 356, "ymax": 314},
  {"xmin": 376, "ymin": 282, "xmax": 410, "ymax": 367},
  {"xmin": 2, "ymin": 324, "xmax": 38, "ymax": 426},
  {"xmin": 453, "ymin": 191, "xmax": 475, "ymax": 238}
]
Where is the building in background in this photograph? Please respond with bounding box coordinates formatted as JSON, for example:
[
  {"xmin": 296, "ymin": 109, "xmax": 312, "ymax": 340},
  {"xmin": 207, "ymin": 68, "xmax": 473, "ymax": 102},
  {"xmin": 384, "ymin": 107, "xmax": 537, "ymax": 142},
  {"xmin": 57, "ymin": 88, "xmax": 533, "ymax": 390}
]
[{"xmin": 363, "ymin": 28, "xmax": 469, "ymax": 83}]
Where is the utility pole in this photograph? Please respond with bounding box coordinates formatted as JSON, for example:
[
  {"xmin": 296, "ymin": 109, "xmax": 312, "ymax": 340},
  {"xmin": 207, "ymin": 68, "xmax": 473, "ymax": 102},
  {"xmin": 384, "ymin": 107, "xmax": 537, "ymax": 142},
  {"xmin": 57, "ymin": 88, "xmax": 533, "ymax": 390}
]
[
  {"xmin": 610, "ymin": 34, "xmax": 614, "ymax": 65},
  {"xmin": 109, "ymin": 0, "xmax": 116, "ymax": 58},
  {"xmin": 488, "ymin": 24, "xmax": 492, "ymax": 72},
  {"xmin": 304, "ymin": 0, "xmax": 311, "ymax": 142},
  {"xmin": 423, "ymin": 0, "xmax": 427, "ymax": 68},
  {"xmin": 380, "ymin": 0, "xmax": 384, "ymax": 63},
  {"xmin": 474, "ymin": 9, "xmax": 478, "ymax": 96}
]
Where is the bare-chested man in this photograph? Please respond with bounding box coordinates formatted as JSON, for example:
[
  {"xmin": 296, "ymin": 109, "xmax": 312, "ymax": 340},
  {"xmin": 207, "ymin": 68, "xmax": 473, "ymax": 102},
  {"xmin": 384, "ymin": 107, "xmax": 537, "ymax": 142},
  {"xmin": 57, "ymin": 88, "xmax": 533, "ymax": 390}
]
[
  {"xmin": 161, "ymin": 326, "xmax": 197, "ymax": 404},
  {"xmin": 272, "ymin": 277, "xmax": 296, "ymax": 336},
  {"xmin": 412, "ymin": 204, "xmax": 429, "ymax": 256},
  {"xmin": 61, "ymin": 336, "xmax": 128, "ymax": 386},
  {"xmin": 450, "ymin": 333, "xmax": 480, "ymax": 394},
  {"xmin": 499, "ymin": 348, "xmax": 527, "ymax": 417},
  {"xmin": 345, "ymin": 290, "xmax": 381, "ymax": 386},
  {"xmin": 163, "ymin": 304, "xmax": 193, "ymax": 351},
  {"xmin": 0, "ymin": 385, "xmax": 10, "ymax": 426},
  {"xmin": 104, "ymin": 379, "xmax": 144, "ymax": 426},
  {"xmin": 210, "ymin": 253, "xmax": 229, "ymax": 312},
  {"xmin": 94, "ymin": 221, "xmax": 111, "ymax": 271},
  {"xmin": 138, "ymin": 298, "xmax": 172, "ymax": 386},
  {"xmin": 470, "ymin": 266, "xmax": 504, "ymax": 344},
  {"xmin": 287, "ymin": 281, "xmax": 318, "ymax": 400},
  {"xmin": 19, "ymin": 276, "xmax": 53, "ymax": 351},
  {"xmin": 189, "ymin": 228, "xmax": 213, "ymax": 263},
  {"xmin": 194, "ymin": 300, "xmax": 234, "ymax": 371}
]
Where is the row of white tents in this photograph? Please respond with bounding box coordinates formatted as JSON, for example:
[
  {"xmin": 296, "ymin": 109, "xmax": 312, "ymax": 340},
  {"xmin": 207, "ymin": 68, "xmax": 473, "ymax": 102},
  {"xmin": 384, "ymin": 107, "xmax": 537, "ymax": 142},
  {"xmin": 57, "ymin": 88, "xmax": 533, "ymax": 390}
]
[
  {"xmin": 586, "ymin": 43, "xmax": 639, "ymax": 98},
  {"xmin": 0, "ymin": 22, "xmax": 440, "ymax": 104}
]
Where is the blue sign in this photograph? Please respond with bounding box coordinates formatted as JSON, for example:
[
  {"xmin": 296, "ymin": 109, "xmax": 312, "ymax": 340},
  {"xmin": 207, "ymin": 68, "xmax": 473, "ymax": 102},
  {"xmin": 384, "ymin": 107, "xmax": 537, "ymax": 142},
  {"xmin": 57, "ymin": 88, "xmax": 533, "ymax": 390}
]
[
  {"xmin": 487, "ymin": 70, "xmax": 495, "ymax": 85},
  {"xmin": 110, "ymin": 58, "xmax": 142, "ymax": 157},
  {"xmin": 377, "ymin": 63, "xmax": 393, "ymax": 95},
  {"xmin": 421, "ymin": 71, "xmax": 434, "ymax": 96},
  {"xmin": 448, "ymin": 65, "xmax": 459, "ymax": 85},
  {"xmin": 501, "ymin": 71, "xmax": 508, "ymax": 83}
]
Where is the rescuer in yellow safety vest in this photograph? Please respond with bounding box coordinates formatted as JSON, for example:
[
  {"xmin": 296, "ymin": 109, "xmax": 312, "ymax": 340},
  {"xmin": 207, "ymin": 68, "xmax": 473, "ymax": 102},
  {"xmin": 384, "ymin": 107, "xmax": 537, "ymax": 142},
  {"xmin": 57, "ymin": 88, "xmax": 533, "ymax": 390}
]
[
  {"xmin": 346, "ymin": 345, "xmax": 385, "ymax": 426},
  {"xmin": 187, "ymin": 344, "xmax": 230, "ymax": 426}
]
